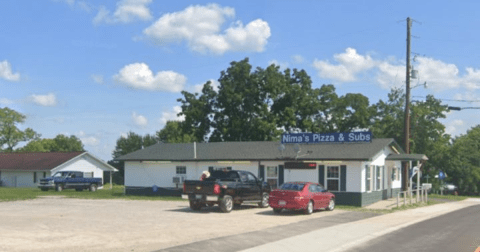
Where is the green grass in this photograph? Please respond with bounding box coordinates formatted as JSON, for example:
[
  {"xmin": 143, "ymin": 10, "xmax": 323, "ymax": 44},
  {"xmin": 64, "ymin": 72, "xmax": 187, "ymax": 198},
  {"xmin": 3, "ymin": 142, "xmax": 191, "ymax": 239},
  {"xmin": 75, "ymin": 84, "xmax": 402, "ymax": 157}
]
[
  {"xmin": 0, "ymin": 185, "xmax": 187, "ymax": 202},
  {"xmin": 428, "ymin": 194, "xmax": 469, "ymax": 201}
]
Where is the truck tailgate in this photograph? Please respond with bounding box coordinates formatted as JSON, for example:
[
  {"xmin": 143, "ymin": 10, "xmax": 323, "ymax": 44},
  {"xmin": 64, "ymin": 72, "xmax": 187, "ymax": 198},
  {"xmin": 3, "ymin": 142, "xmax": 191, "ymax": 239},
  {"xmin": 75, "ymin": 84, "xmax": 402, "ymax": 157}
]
[{"xmin": 184, "ymin": 180, "xmax": 216, "ymax": 195}]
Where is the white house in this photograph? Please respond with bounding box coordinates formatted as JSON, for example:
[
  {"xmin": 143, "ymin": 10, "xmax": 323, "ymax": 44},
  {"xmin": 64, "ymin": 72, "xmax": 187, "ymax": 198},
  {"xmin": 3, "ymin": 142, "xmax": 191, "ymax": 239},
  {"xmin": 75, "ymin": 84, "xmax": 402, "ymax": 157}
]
[
  {"xmin": 117, "ymin": 138, "xmax": 427, "ymax": 206},
  {"xmin": 0, "ymin": 152, "xmax": 118, "ymax": 188}
]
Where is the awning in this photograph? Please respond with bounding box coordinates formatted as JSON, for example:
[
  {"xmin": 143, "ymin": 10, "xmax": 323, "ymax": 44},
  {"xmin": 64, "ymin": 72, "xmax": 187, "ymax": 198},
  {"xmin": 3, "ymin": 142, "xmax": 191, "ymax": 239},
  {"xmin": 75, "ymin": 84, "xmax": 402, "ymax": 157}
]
[{"xmin": 385, "ymin": 154, "xmax": 428, "ymax": 161}]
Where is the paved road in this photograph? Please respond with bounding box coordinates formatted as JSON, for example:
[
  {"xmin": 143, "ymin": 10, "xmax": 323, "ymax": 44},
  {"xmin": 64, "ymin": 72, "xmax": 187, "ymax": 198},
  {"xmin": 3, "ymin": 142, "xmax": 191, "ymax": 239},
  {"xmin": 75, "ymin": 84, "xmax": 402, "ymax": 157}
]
[
  {"xmin": 157, "ymin": 211, "xmax": 380, "ymax": 252},
  {"xmin": 349, "ymin": 205, "xmax": 480, "ymax": 252}
]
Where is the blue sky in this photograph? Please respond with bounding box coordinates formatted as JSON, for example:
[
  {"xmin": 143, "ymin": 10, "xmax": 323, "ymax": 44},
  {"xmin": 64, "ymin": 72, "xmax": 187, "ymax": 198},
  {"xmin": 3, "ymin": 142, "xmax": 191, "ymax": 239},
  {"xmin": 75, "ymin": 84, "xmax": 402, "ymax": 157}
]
[{"xmin": 1, "ymin": 0, "xmax": 480, "ymax": 161}]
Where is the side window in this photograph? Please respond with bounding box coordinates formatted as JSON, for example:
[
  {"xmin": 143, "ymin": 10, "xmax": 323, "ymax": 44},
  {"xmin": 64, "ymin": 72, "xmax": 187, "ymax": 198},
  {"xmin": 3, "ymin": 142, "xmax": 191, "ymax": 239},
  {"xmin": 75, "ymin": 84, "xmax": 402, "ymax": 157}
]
[
  {"xmin": 308, "ymin": 184, "xmax": 317, "ymax": 193},
  {"xmin": 316, "ymin": 185, "xmax": 325, "ymax": 192},
  {"xmin": 247, "ymin": 173, "xmax": 257, "ymax": 183},
  {"xmin": 75, "ymin": 172, "xmax": 83, "ymax": 178},
  {"xmin": 240, "ymin": 173, "xmax": 248, "ymax": 183}
]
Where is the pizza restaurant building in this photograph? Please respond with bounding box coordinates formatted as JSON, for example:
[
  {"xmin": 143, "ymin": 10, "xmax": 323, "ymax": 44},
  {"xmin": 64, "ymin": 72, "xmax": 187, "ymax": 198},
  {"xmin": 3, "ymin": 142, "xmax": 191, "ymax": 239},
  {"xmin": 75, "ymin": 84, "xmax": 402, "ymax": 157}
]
[{"xmin": 117, "ymin": 132, "xmax": 427, "ymax": 206}]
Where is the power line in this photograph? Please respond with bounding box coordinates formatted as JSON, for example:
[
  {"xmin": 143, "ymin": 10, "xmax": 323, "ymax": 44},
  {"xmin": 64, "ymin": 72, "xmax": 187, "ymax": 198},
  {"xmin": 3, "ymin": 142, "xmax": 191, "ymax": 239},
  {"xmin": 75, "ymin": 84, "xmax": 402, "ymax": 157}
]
[{"xmin": 412, "ymin": 96, "xmax": 480, "ymax": 103}]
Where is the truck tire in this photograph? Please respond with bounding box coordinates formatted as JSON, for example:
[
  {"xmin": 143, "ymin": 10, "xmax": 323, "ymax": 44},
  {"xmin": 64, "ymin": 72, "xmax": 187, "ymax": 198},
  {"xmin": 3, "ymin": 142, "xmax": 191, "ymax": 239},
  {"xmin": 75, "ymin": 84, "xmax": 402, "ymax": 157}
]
[
  {"xmin": 258, "ymin": 192, "xmax": 269, "ymax": 208},
  {"xmin": 89, "ymin": 184, "xmax": 97, "ymax": 192},
  {"xmin": 189, "ymin": 201, "xmax": 202, "ymax": 211},
  {"xmin": 220, "ymin": 195, "xmax": 233, "ymax": 213},
  {"xmin": 56, "ymin": 184, "xmax": 64, "ymax": 192}
]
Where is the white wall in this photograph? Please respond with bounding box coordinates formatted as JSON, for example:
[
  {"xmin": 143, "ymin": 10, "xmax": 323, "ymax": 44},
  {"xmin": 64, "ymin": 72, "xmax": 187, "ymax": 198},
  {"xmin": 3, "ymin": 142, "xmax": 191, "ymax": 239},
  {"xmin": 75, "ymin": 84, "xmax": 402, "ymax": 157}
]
[
  {"xmin": 51, "ymin": 154, "xmax": 112, "ymax": 187},
  {"xmin": 124, "ymin": 161, "xmax": 260, "ymax": 188},
  {"xmin": 1, "ymin": 171, "xmax": 49, "ymax": 187},
  {"xmin": 361, "ymin": 146, "xmax": 401, "ymax": 192}
]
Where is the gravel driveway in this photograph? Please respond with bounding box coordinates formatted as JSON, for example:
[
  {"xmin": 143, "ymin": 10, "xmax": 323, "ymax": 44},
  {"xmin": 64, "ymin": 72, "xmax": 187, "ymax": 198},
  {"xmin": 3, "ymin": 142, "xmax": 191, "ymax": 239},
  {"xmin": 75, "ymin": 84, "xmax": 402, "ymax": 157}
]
[{"xmin": 0, "ymin": 196, "xmax": 346, "ymax": 252}]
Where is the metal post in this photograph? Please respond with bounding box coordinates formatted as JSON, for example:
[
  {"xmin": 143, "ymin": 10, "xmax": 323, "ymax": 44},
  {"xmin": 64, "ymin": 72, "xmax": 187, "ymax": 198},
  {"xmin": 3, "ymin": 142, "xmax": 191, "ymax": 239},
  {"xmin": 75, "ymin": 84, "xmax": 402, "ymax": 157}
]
[
  {"xmin": 397, "ymin": 193, "xmax": 400, "ymax": 208},
  {"xmin": 404, "ymin": 191, "xmax": 406, "ymax": 206},
  {"xmin": 110, "ymin": 171, "xmax": 113, "ymax": 190}
]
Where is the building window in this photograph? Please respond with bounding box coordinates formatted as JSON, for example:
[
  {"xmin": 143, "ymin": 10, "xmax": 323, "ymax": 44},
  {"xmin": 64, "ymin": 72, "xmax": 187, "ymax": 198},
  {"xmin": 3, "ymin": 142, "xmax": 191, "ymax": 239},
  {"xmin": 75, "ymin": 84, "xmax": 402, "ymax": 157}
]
[
  {"xmin": 376, "ymin": 166, "xmax": 382, "ymax": 190},
  {"xmin": 84, "ymin": 172, "xmax": 94, "ymax": 178},
  {"xmin": 326, "ymin": 166, "xmax": 339, "ymax": 191},
  {"xmin": 266, "ymin": 166, "xmax": 278, "ymax": 189},
  {"xmin": 176, "ymin": 166, "xmax": 186, "ymax": 174},
  {"xmin": 365, "ymin": 165, "xmax": 372, "ymax": 192},
  {"xmin": 392, "ymin": 167, "xmax": 399, "ymax": 181},
  {"xmin": 33, "ymin": 172, "xmax": 37, "ymax": 183}
]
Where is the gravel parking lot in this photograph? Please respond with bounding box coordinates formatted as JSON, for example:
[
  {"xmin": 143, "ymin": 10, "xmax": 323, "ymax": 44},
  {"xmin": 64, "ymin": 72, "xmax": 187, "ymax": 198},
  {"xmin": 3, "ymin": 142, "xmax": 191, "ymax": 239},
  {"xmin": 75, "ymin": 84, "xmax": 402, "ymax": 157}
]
[{"xmin": 0, "ymin": 197, "xmax": 346, "ymax": 252}]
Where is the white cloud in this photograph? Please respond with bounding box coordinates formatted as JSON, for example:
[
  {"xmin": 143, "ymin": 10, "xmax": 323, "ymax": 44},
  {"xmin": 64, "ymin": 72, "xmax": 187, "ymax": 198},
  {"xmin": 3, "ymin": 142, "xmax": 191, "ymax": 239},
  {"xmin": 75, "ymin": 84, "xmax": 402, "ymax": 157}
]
[
  {"xmin": 91, "ymin": 74, "xmax": 104, "ymax": 84},
  {"xmin": 268, "ymin": 60, "xmax": 289, "ymax": 69},
  {"xmin": 29, "ymin": 93, "xmax": 57, "ymax": 107},
  {"xmin": 159, "ymin": 106, "xmax": 184, "ymax": 125},
  {"xmin": 0, "ymin": 60, "xmax": 21, "ymax": 82},
  {"xmin": 93, "ymin": 0, "xmax": 152, "ymax": 25},
  {"xmin": 114, "ymin": 62, "xmax": 186, "ymax": 92},
  {"xmin": 193, "ymin": 79, "xmax": 219, "ymax": 93},
  {"xmin": 76, "ymin": 130, "xmax": 100, "ymax": 146},
  {"xmin": 0, "ymin": 98, "xmax": 13, "ymax": 105},
  {"xmin": 313, "ymin": 48, "xmax": 376, "ymax": 82},
  {"xmin": 445, "ymin": 119, "xmax": 464, "ymax": 136},
  {"xmin": 292, "ymin": 55, "xmax": 305, "ymax": 64},
  {"xmin": 313, "ymin": 47, "xmax": 480, "ymax": 91},
  {"xmin": 132, "ymin": 112, "xmax": 148, "ymax": 127},
  {"xmin": 143, "ymin": 4, "xmax": 271, "ymax": 55},
  {"xmin": 54, "ymin": 0, "xmax": 91, "ymax": 12}
]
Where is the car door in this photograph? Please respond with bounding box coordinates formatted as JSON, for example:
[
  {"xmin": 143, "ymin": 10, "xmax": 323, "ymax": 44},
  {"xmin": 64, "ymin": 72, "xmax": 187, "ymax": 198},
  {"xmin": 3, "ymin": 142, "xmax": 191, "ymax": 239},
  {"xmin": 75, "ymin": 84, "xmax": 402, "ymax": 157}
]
[
  {"xmin": 307, "ymin": 184, "xmax": 319, "ymax": 208},
  {"xmin": 246, "ymin": 172, "xmax": 262, "ymax": 200},
  {"xmin": 316, "ymin": 184, "xmax": 328, "ymax": 208}
]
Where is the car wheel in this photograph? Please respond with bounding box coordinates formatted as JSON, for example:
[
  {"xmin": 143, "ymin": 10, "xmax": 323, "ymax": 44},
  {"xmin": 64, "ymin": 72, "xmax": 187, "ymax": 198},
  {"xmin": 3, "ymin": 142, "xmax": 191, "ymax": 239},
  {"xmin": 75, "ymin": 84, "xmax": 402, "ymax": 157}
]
[
  {"xmin": 56, "ymin": 184, "xmax": 63, "ymax": 192},
  {"xmin": 304, "ymin": 200, "xmax": 313, "ymax": 215},
  {"xmin": 258, "ymin": 192, "xmax": 269, "ymax": 208},
  {"xmin": 41, "ymin": 188, "xmax": 48, "ymax": 192},
  {"xmin": 89, "ymin": 184, "xmax": 97, "ymax": 192},
  {"xmin": 327, "ymin": 198, "xmax": 335, "ymax": 211},
  {"xmin": 220, "ymin": 195, "xmax": 233, "ymax": 213},
  {"xmin": 189, "ymin": 201, "xmax": 202, "ymax": 211},
  {"xmin": 273, "ymin": 208, "xmax": 282, "ymax": 214},
  {"xmin": 75, "ymin": 188, "xmax": 83, "ymax": 192}
]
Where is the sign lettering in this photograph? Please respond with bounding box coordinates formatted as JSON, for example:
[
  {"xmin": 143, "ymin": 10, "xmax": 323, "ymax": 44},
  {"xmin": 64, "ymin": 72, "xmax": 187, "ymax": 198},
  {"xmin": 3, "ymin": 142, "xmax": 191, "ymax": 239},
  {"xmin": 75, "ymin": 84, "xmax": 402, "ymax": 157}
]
[{"xmin": 281, "ymin": 132, "xmax": 372, "ymax": 144}]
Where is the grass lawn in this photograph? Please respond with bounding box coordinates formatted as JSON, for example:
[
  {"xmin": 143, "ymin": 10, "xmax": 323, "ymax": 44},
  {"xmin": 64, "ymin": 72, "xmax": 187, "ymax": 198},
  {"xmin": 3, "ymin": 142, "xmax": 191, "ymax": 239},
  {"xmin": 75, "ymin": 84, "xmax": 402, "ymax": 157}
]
[{"xmin": 0, "ymin": 184, "xmax": 186, "ymax": 202}]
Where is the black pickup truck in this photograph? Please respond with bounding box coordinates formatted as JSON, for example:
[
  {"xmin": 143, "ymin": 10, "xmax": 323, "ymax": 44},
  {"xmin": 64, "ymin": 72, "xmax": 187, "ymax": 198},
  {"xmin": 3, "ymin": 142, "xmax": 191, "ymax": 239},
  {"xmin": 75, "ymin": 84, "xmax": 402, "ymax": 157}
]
[{"xmin": 182, "ymin": 170, "xmax": 271, "ymax": 213}]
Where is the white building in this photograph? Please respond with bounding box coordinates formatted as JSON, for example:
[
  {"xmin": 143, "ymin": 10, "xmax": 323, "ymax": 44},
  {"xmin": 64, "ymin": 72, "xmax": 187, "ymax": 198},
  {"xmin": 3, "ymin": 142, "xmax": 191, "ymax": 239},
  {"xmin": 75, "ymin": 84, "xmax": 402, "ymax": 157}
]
[
  {"xmin": 0, "ymin": 152, "xmax": 118, "ymax": 188},
  {"xmin": 117, "ymin": 139, "xmax": 427, "ymax": 206}
]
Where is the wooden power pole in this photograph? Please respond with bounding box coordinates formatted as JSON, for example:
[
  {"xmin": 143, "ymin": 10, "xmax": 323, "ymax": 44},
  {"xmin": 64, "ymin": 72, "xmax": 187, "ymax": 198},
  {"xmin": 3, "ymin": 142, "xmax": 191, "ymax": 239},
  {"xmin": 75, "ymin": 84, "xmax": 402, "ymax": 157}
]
[{"xmin": 403, "ymin": 17, "xmax": 412, "ymax": 191}]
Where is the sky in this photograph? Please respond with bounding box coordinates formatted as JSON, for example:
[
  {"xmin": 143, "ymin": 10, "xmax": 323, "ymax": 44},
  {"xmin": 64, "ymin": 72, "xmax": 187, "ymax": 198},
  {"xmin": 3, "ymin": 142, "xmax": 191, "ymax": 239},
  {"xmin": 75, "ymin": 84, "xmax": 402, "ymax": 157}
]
[{"xmin": 1, "ymin": 0, "xmax": 480, "ymax": 161}]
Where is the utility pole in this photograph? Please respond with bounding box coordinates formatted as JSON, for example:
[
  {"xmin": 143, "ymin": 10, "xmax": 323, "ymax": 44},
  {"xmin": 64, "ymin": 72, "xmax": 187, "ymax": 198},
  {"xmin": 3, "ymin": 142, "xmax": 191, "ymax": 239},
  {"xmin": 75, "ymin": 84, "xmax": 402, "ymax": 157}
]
[{"xmin": 403, "ymin": 17, "xmax": 412, "ymax": 192}]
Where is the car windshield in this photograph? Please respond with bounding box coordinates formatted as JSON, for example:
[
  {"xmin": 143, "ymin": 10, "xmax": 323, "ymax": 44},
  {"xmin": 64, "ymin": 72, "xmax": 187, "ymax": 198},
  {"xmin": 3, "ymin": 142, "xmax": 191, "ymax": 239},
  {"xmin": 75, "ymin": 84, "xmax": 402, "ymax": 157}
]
[
  {"xmin": 52, "ymin": 172, "xmax": 69, "ymax": 178},
  {"xmin": 279, "ymin": 183, "xmax": 306, "ymax": 191}
]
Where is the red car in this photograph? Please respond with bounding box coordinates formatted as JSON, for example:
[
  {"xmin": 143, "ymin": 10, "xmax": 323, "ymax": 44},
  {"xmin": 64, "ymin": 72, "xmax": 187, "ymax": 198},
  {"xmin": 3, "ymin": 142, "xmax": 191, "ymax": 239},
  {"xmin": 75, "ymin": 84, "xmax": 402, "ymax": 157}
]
[{"xmin": 268, "ymin": 182, "xmax": 335, "ymax": 214}]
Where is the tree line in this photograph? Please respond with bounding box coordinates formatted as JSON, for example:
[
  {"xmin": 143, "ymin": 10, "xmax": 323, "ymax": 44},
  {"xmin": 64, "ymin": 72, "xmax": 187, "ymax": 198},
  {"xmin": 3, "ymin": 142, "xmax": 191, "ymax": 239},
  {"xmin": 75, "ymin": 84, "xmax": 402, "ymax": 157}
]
[{"xmin": 1, "ymin": 58, "xmax": 478, "ymax": 194}]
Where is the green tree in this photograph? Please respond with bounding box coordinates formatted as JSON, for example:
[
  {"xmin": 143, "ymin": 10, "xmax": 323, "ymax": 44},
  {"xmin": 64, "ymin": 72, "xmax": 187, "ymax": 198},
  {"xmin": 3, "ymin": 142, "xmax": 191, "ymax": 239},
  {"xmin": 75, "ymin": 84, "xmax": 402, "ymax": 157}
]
[
  {"xmin": 156, "ymin": 121, "xmax": 195, "ymax": 143},
  {"xmin": 0, "ymin": 107, "xmax": 40, "ymax": 152},
  {"xmin": 444, "ymin": 125, "xmax": 480, "ymax": 194},
  {"xmin": 110, "ymin": 131, "xmax": 159, "ymax": 184},
  {"xmin": 17, "ymin": 134, "xmax": 85, "ymax": 152},
  {"xmin": 177, "ymin": 80, "xmax": 216, "ymax": 142}
]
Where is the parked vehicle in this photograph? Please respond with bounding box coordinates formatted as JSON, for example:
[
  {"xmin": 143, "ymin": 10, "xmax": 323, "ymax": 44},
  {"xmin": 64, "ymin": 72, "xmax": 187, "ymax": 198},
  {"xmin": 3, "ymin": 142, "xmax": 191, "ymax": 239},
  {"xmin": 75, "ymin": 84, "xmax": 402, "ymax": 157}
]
[
  {"xmin": 182, "ymin": 170, "xmax": 271, "ymax": 213},
  {"xmin": 38, "ymin": 171, "xmax": 102, "ymax": 192},
  {"xmin": 269, "ymin": 182, "xmax": 335, "ymax": 214}
]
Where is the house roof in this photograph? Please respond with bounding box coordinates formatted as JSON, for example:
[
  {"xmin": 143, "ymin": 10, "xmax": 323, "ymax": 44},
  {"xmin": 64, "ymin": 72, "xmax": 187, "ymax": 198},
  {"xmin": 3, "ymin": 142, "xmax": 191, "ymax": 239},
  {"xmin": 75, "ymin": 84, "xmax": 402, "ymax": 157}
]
[
  {"xmin": 0, "ymin": 152, "xmax": 118, "ymax": 172},
  {"xmin": 116, "ymin": 138, "xmax": 404, "ymax": 162},
  {"xmin": 385, "ymin": 153, "xmax": 429, "ymax": 161},
  {"xmin": 0, "ymin": 152, "xmax": 85, "ymax": 171}
]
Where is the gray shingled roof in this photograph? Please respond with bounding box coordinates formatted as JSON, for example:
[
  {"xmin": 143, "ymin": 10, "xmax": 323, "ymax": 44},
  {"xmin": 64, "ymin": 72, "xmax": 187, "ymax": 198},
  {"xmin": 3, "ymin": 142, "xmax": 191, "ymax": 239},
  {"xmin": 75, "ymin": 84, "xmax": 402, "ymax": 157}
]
[
  {"xmin": 116, "ymin": 138, "xmax": 402, "ymax": 162},
  {"xmin": 385, "ymin": 153, "xmax": 428, "ymax": 161}
]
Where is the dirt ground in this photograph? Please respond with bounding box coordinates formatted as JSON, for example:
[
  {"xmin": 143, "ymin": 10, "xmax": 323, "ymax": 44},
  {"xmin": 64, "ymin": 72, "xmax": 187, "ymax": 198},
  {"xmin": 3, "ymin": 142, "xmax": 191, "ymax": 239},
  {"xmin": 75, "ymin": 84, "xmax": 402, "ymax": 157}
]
[{"xmin": 0, "ymin": 196, "xmax": 345, "ymax": 252}]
